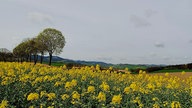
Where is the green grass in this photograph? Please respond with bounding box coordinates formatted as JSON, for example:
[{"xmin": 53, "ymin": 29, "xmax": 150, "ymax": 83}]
[
  {"xmin": 153, "ymin": 69, "xmax": 192, "ymax": 73},
  {"xmin": 42, "ymin": 62, "xmax": 65, "ymax": 66}
]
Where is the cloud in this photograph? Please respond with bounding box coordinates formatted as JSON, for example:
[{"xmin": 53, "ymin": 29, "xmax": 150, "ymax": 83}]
[
  {"xmin": 154, "ymin": 42, "xmax": 165, "ymax": 48},
  {"xmin": 145, "ymin": 9, "xmax": 158, "ymax": 18},
  {"xmin": 149, "ymin": 52, "xmax": 157, "ymax": 57},
  {"xmin": 119, "ymin": 58, "xmax": 128, "ymax": 61},
  {"xmin": 27, "ymin": 12, "xmax": 53, "ymax": 24},
  {"xmin": 97, "ymin": 57, "xmax": 113, "ymax": 61},
  {"xmin": 130, "ymin": 15, "xmax": 151, "ymax": 28},
  {"xmin": 189, "ymin": 40, "xmax": 192, "ymax": 43},
  {"xmin": 162, "ymin": 56, "xmax": 170, "ymax": 60}
]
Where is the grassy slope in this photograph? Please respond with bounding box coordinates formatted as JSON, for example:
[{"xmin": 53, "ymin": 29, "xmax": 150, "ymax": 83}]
[{"xmin": 153, "ymin": 69, "xmax": 192, "ymax": 73}]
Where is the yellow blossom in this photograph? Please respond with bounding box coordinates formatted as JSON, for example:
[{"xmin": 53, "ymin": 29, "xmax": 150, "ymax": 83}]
[
  {"xmin": 90, "ymin": 80, "xmax": 94, "ymax": 84},
  {"xmin": 153, "ymin": 103, "xmax": 160, "ymax": 108},
  {"xmin": 100, "ymin": 82, "xmax": 110, "ymax": 91},
  {"xmin": 181, "ymin": 71, "xmax": 185, "ymax": 75},
  {"xmin": 87, "ymin": 86, "xmax": 95, "ymax": 93},
  {"xmin": 47, "ymin": 93, "xmax": 56, "ymax": 100},
  {"xmin": 61, "ymin": 94, "xmax": 70, "ymax": 100},
  {"xmin": 40, "ymin": 91, "xmax": 47, "ymax": 98},
  {"xmin": 163, "ymin": 101, "xmax": 169, "ymax": 107},
  {"xmin": 97, "ymin": 92, "xmax": 106, "ymax": 102},
  {"xmin": 152, "ymin": 97, "xmax": 159, "ymax": 101},
  {"xmin": 96, "ymin": 64, "xmax": 100, "ymax": 71},
  {"xmin": 0, "ymin": 100, "xmax": 8, "ymax": 108},
  {"xmin": 171, "ymin": 101, "xmax": 181, "ymax": 108},
  {"xmin": 129, "ymin": 82, "xmax": 138, "ymax": 91},
  {"xmin": 124, "ymin": 87, "xmax": 130, "ymax": 94},
  {"xmin": 65, "ymin": 82, "xmax": 72, "ymax": 90},
  {"xmin": 72, "ymin": 91, "xmax": 80, "ymax": 100},
  {"xmin": 165, "ymin": 72, "xmax": 169, "ymax": 77},
  {"xmin": 81, "ymin": 76, "xmax": 86, "ymax": 81},
  {"xmin": 27, "ymin": 93, "xmax": 39, "ymax": 101},
  {"xmin": 147, "ymin": 83, "xmax": 155, "ymax": 90},
  {"xmin": 71, "ymin": 79, "xmax": 77, "ymax": 87},
  {"xmin": 29, "ymin": 106, "xmax": 34, "ymax": 108},
  {"xmin": 54, "ymin": 81, "xmax": 62, "ymax": 86},
  {"xmin": 111, "ymin": 94, "xmax": 122, "ymax": 104}
]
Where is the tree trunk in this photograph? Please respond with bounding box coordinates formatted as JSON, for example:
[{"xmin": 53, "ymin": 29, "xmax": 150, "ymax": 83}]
[
  {"xmin": 29, "ymin": 54, "xmax": 32, "ymax": 62},
  {"xmin": 34, "ymin": 54, "xmax": 38, "ymax": 65},
  {"xmin": 40, "ymin": 52, "xmax": 44, "ymax": 64},
  {"xmin": 33, "ymin": 55, "xmax": 36, "ymax": 64},
  {"xmin": 3, "ymin": 57, "xmax": 6, "ymax": 62},
  {"xmin": 26, "ymin": 55, "xmax": 29, "ymax": 62},
  {"xmin": 49, "ymin": 53, "xmax": 52, "ymax": 66}
]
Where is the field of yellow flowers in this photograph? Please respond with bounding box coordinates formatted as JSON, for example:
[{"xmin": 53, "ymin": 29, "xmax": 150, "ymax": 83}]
[{"xmin": 0, "ymin": 62, "xmax": 191, "ymax": 108}]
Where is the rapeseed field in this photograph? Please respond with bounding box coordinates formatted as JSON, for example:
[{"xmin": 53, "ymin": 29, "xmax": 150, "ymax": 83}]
[{"xmin": 0, "ymin": 62, "xmax": 191, "ymax": 108}]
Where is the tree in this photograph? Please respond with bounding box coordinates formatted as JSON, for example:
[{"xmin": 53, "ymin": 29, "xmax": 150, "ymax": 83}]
[
  {"xmin": 28, "ymin": 38, "xmax": 39, "ymax": 65},
  {"xmin": 0, "ymin": 48, "xmax": 12, "ymax": 62},
  {"xmin": 13, "ymin": 41, "xmax": 28, "ymax": 62},
  {"xmin": 38, "ymin": 28, "xmax": 66, "ymax": 65},
  {"xmin": 13, "ymin": 38, "xmax": 39, "ymax": 64},
  {"xmin": 36, "ymin": 34, "xmax": 48, "ymax": 64}
]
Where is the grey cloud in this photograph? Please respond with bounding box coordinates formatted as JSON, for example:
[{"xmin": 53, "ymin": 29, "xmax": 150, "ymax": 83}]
[
  {"xmin": 97, "ymin": 57, "xmax": 113, "ymax": 61},
  {"xmin": 162, "ymin": 56, "xmax": 170, "ymax": 60},
  {"xmin": 119, "ymin": 58, "xmax": 128, "ymax": 61},
  {"xmin": 184, "ymin": 56, "xmax": 188, "ymax": 59},
  {"xmin": 149, "ymin": 52, "xmax": 157, "ymax": 57},
  {"xmin": 189, "ymin": 40, "xmax": 192, "ymax": 43},
  {"xmin": 145, "ymin": 9, "xmax": 158, "ymax": 18},
  {"xmin": 27, "ymin": 12, "xmax": 53, "ymax": 24},
  {"xmin": 130, "ymin": 15, "xmax": 151, "ymax": 28},
  {"xmin": 154, "ymin": 42, "xmax": 165, "ymax": 48}
]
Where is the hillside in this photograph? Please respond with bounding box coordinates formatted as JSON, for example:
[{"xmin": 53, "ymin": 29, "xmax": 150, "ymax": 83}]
[{"xmin": 41, "ymin": 56, "xmax": 153, "ymax": 70}]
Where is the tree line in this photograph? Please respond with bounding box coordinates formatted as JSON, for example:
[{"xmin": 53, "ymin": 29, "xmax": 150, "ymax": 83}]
[{"xmin": 0, "ymin": 28, "xmax": 66, "ymax": 65}]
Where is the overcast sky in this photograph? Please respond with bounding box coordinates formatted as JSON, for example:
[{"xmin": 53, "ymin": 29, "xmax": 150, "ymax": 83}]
[{"xmin": 0, "ymin": 0, "xmax": 192, "ymax": 64}]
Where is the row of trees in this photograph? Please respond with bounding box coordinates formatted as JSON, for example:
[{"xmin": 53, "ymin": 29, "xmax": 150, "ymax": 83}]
[
  {"xmin": 0, "ymin": 50, "xmax": 13, "ymax": 62},
  {"xmin": 13, "ymin": 28, "xmax": 66, "ymax": 65}
]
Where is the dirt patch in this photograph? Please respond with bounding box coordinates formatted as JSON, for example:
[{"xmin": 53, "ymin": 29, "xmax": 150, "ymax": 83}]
[{"xmin": 149, "ymin": 72, "xmax": 192, "ymax": 79}]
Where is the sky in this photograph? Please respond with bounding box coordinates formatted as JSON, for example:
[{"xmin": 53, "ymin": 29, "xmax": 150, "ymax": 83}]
[{"xmin": 0, "ymin": 0, "xmax": 192, "ymax": 65}]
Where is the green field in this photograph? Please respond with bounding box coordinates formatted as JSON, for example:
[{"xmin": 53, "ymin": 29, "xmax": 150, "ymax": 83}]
[{"xmin": 153, "ymin": 69, "xmax": 192, "ymax": 73}]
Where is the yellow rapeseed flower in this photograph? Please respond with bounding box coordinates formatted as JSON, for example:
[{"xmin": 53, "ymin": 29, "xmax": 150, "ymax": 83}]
[
  {"xmin": 124, "ymin": 87, "xmax": 130, "ymax": 94},
  {"xmin": 129, "ymin": 82, "xmax": 138, "ymax": 91},
  {"xmin": 90, "ymin": 80, "xmax": 94, "ymax": 85},
  {"xmin": 171, "ymin": 101, "xmax": 181, "ymax": 108},
  {"xmin": 65, "ymin": 81, "xmax": 72, "ymax": 90},
  {"xmin": 111, "ymin": 94, "xmax": 122, "ymax": 104},
  {"xmin": 87, "ymin": 86, "xmax": 95, "ymax": 93},
  {"xmin": 153, "ymin": 103, "xmax": 160, "ymax": 108},
  {"xmin": 54, "ymin": 81, "xmax": 62, "ymax": 87},
  {"xmin": 72, "ymin": 91, "xmax": 80, "ymax": 100},
  {"xmin": 40, "ymin": 91, "xmax": 47, "ymax": 98},
  {"xmin": 61, "ymin": 94, "xmax": 70, "ymax": 101},
  {"xmin": 97, "ymin": 92, "xmax": 106, "ymax": 102},
  {"xmin": 27, "ymin": 93, "xmax": 39, "ymax": 101},
  {"xmin": 165, "ymin": 72, "xmax": 169, "ymax": 77},
  {"xmin": 47, "ymin": 93, "xmax": 56, "ymax": 100},
  {"xmin": 181, "ymin": 71, "xmax": 185, "ymax": 75},
  {"xmin": 152, "ymin": 97, "xmax": 159, "ymax": 101},
  {"xmin": 147, "ymin": 83, "xmax": 155, "ymax": 90},
  {"xmin": 71, "ymin": 79, "xmax": 77, "ymax": 87},
  {"xmin": 0, "ymin": 100, "xmax": 8, "ymax": 108},
  {"xmin": 96, "ymin": 64, "xmax": 100, "ymax": 71},
  {"xmin": 163, "ymin": 101, "xmax": 169, "ymax": 107},
  {"xmin": 81, "ymin": 76, "xmax": 87, "ymax": 81},
  {"xmin": 100, "ymin": 82, "xmax": 110, "ymax": 92}
]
